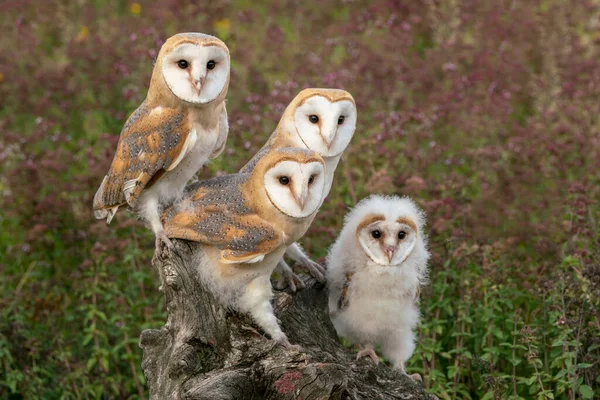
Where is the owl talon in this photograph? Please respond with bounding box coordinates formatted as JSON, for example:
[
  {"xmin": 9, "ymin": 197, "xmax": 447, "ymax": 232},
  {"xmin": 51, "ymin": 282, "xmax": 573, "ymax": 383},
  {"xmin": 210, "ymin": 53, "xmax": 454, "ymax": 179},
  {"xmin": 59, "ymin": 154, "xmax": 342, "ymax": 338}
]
[
  {"xmin": 356, "ymin": 344, "xmax": 379, "ymax": 364},
  {"xmin": 274, "ymin": 261, "xmax": 306, "ymax": 292},
  {"xmin": 297, "ymin": 259, "xmax": 326, "ymax": 282},
  {"xmin": 409, "ymin": 373, "xmax": 423, "ymax": 383},
  {"xmin": 277, "ymin": 337, "xmax": 303, "ymax": 352},
  {"xmin": 155, "ymin": 231, "xmax": 173, "ymax": 256},
  {"xmin": 277, "ymin": 272, "xmax": 305, "ymax": 293}
]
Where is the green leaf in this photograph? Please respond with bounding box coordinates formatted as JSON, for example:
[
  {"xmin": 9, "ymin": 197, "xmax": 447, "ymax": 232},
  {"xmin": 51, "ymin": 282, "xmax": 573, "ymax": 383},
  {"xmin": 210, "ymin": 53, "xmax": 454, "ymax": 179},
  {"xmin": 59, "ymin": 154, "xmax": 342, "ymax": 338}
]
[
  {"xmin": 576, "ymin": 363, "xmax": 593, "ymax": 369},
  {"xmin": 82, "ymin": 333, "xmax": 94, "ymax": 346},
  {"xmin": 481, "ymin": 391, "xmax": 495, "ymax": 400},
  {"xmin": 447, "ymin": 366, "xmax": 456, "ymax": 378},
  {"xmin": 86, "ymin": 357, "xmax": 97, "ymax": 371},
  {"xmin": 100, "ymin": 357, "xmax": 109, "ymax": 371},
  {"xmin": 579, "ymin": 385, "xmax": 594, "ymax": 399},
  {"xmin": 554, "ymin": 369, "xmax": 568, "ymax": 380}
]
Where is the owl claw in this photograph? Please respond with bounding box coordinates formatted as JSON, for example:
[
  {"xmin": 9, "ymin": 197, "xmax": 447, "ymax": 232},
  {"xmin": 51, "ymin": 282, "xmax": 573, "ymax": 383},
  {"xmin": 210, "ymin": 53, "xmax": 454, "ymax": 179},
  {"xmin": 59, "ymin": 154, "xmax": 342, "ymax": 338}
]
[
  {"xmin": 155, "ymin": 231, "xmax": 173, "ymax": 257},
  {"xmin": 356, "ymin": 344, "xmax": 379, "ymax": 364},
  {"xmin": 393, "ymin": 361, "xmax": 420, "ymax": 382},
  {"xmin": 297, "ymin": 259, "xmax": 326, "ymax": 282},
  {"xmin": 274, "ymin": 261, "xmax": 306, "ymax": 292},
  {"xmin": 277, "ymin": 337, "xmax": 303, "ymax": 352},
  {"xmin": 276, "ymin": 270, "xmax": 306, "ymax": 293}
]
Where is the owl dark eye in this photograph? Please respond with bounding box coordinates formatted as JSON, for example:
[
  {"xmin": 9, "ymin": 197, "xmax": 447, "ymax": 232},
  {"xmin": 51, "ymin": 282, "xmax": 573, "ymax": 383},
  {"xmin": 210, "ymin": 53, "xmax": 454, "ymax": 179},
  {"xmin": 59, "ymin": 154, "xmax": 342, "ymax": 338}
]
[
  {"xmin": 207, "ymin": 60, "xmax": 216, "ymax": 70},
  {"xmin": 308, "ymin": 175, "xmax": 315, "ymax": 185},
  {"xmin": 398, "ymin": 231, "xmax": 407, "ymax": 240},
  {"xmin": 371, "ymin": 230, "xmax": 381, "ymax": 239},
  {"xmin": 338, "ymin": 116, "xmax": 345, "ymax": 125},
  {"xmin": 177, "ymin": 60, "xmax": 189, "ymax": 69},
  {"xmin": 309, "ymin": 115, "xmax": 319, "ymax": 124},
  {"xmin": 279, "ymin": 176, "xmax": 290, "ymax": 185}
]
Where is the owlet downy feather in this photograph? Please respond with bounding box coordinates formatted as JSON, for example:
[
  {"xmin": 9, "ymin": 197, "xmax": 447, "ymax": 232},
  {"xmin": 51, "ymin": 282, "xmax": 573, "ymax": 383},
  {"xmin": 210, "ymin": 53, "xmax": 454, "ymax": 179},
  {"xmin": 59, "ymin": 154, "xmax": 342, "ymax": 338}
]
[{"xmin": 327, "ymin": 195, "xmax": 429, "ymax": 379}]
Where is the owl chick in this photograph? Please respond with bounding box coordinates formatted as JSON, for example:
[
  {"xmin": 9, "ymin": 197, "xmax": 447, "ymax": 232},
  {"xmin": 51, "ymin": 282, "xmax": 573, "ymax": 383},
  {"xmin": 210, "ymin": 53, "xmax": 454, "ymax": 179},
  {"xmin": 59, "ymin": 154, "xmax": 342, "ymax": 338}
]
[
  {"xmin": 93, "ymin": 32, "xmax": 230, "ymax": 254},
  {"xmin": 327, "ymin": 195, "xmax": 429, "ymax": 377},
  {"xmin": 241, "ymin": 88, "xmax": 357, "ymax": 288},
  {"xmin": 161, "ymin": 147, "xmax": 325, "ymax": 347}
]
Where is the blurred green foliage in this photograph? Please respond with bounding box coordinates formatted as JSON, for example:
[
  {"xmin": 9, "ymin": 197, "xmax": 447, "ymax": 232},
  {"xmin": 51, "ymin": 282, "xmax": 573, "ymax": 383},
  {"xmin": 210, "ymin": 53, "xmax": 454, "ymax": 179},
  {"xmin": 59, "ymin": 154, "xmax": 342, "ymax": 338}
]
[{"xmin": 1, "ymin": 0, "xmax": 599, "ymax": 399}]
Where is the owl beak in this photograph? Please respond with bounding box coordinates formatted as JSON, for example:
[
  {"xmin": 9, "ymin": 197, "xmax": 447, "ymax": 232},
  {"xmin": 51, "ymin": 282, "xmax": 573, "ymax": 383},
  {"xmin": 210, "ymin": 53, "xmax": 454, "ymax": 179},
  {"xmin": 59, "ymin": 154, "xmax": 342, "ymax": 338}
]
[
  {"xmin": 324, "ymin": 129, "xmax": 337, "ymax": 149},
  {"xmin": 384, "ymin": 246, "xmax": 395, "ymax": 263},
  {"xmin": 294, "ymin": 189, "xmax": 308, "ymax": 211},
  {"xmin": 193, "ymin": 78, "xmax": 203, "ymax": 92}
]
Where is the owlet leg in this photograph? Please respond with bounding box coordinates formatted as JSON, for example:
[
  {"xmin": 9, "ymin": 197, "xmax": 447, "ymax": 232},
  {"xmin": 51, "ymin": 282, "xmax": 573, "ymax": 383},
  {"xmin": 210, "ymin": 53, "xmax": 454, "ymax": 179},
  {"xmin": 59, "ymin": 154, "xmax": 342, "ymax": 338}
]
[
  {"xmin": 356, "ymin": 344, "xmax": 379, "ymax": 364},
  {"xmin": 393, "ymin": 361, "xmax": 422, "ymax": 382},
  {"xmin": 384, "ymin": 330, "xmax": 421, "ymax": 381}
]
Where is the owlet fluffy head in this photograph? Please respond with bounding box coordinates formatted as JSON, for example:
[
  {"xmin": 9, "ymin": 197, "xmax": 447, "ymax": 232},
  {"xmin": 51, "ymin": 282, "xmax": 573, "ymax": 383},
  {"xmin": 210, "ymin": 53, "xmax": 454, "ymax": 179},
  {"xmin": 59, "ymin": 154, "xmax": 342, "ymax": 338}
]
[
  {"xmin": 253, "ymin": 148, "xmax": 325, "ymax": 218},
  {"xmin": 344, "ymin": 195, "xmax": 428, "ymax": 267},
  {"xmin": 155, "ymin": 33, "xmax": 230, "ymax": 105},
  {"xmin": 279, "ymin": 88, "xmax": 357, "ymax": 158}
]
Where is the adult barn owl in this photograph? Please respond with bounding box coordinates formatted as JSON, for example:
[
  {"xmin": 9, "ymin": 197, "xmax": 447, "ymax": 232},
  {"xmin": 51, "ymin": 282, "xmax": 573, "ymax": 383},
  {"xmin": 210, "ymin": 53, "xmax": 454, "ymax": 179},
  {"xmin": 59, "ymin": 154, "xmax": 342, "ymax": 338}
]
[
  {"xmin": 241, "ymin": 88, "xmax": 357, "ymax": 289},
  {"xmin": 162, "ymin": 147, "xmax": 325, "ymax": 347},
  {"xmin": 327, "ymin": 195, "xmax": 429, "ymax": 377},
  {"xmin": 93, "ymin": 32, "xmax": 230, "ymax": 253}
]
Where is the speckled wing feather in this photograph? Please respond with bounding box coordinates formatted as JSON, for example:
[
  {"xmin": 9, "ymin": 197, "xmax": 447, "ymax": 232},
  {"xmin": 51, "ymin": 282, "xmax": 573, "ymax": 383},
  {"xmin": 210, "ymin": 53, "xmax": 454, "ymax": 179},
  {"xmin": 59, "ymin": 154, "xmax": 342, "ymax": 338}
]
[
  {"xmin": 93, "ymin": 102, "xmax": 193, "ymax": 219},
  {"xmin": 238, "ymin": 142, "xmax": 272, "ymax": 174},
  {"xmin": 162, "ymin": 175, "xmax": 283, "ymax": 264}
]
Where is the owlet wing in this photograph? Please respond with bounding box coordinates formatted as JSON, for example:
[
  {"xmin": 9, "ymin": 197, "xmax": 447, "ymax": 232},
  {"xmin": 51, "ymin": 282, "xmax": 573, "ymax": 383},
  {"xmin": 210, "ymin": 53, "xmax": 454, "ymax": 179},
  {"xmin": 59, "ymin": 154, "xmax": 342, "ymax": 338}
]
[
  {"xmin": 337, "ymin": 271, "xmax": 354, "ymax": 312},
  {"xmin": 161, "ymin": 176, "xmax": 283, "ymax": 264},
  {"xmin": 93, "ymin": 103, "xmax": 195, "ymax": 221}
]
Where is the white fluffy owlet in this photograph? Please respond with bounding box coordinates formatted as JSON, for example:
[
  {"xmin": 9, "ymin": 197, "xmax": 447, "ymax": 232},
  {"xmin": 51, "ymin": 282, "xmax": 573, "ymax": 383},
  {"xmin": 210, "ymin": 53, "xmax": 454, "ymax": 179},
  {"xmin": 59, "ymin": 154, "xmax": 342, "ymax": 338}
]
[
  {"xmin": 326, "ymin": 195, "xmax": 429, "ymax": 377},
  {"xmin": 240, "ymin": 88, "xmax": 357, "ymax": 288},
  {"xmin": 161, "ymin": 147, "xmax": 326, "ymax": 348},
  {"xmin": 93, "ymin": 32, "xmax": 230, "ymax": 254}
]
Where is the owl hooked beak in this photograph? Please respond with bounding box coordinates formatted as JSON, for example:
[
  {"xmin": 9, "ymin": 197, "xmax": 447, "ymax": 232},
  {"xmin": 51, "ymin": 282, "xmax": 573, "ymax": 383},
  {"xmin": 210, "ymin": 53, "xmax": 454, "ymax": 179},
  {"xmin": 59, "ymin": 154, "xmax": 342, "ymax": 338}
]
[
  {"xmin": 192, "ymin": 78, "xmax": 203, "ymax": 92},
  {"xmin": 293, "ymin": 189, "xmax": 308, "ymax": 211},
  {"xmin": 323, "ymin": 128, "xmax": 338, "ymax": 149},
  {"xmin": 383, "ymin": 245, "xmax": 395, "ymax": 264}
]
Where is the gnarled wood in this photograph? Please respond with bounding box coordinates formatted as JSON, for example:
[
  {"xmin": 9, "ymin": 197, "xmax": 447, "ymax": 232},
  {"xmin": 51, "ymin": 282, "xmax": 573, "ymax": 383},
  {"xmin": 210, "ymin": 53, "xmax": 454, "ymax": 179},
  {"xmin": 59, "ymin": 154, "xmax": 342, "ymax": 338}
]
[{"xmin": 139, "ymin": 240, "xmax": 435, "ymax": 399}]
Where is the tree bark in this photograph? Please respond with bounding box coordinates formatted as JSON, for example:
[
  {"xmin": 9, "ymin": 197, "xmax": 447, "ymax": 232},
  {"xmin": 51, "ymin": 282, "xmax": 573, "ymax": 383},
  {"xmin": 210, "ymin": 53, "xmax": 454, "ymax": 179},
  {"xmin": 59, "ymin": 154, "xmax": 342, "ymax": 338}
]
[{"xmin": 139, "ymin": 239, "xmax": 435, "ymax": 399}]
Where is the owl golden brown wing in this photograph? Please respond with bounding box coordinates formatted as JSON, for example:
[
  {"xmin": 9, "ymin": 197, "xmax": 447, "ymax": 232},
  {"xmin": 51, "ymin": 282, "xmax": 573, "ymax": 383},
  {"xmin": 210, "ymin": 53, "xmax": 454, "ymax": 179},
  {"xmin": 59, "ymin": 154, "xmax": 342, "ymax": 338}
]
[
  {"xmin": 161, "ymin": 176, "xmax": 284, "ymax": 264},
  {"xmin": 238, "ymin": 142, "xmax": 273, "ymax": 174},
  {"xmin": 93, "ymin": 102, "xmax": 193, "ymax": 221}
]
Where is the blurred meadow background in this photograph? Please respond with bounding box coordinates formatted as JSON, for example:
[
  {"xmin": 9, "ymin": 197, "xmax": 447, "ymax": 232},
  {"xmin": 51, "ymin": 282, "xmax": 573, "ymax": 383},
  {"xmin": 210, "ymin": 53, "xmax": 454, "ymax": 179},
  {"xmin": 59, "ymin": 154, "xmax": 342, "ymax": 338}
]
[{"xmin": 1, "ymin": 0, "xmax": 599, "ymax": 399}]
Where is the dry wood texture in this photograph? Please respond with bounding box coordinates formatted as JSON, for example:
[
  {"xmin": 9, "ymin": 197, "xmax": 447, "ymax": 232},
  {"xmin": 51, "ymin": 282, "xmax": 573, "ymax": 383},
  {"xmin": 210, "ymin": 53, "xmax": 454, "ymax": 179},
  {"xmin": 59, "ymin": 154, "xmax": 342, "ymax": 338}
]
[{"xmin": 139, "ymin": 240, "xmax": 434, "ymax": 399}]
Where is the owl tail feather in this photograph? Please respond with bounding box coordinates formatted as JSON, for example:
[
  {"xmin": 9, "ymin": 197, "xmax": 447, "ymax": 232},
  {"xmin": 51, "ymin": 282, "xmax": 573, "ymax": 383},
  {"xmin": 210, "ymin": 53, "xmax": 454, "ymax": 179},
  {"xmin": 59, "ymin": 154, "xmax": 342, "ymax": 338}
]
[
  {"xmin": 93, "ymin": 206, "xmax": 118, "ymax": 224},
  {"xmin": 93, "ymin": 176, "xmax": 119, "ymax": 224}
]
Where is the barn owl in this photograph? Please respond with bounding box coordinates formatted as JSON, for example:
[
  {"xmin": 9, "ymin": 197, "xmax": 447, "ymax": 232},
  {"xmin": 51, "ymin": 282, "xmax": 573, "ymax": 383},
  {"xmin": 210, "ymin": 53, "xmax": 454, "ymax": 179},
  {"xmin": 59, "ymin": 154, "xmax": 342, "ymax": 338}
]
[
  {"xmin": 161, "ymin": 147, "xmax": 325, "ymax": 347},
  {"xmin": 93, "ymin": 32, "xmax": 230, "ymax": 254},
  {"xmin": 240, "ymin": 88, "xmax": 357, "ymax": 289},
  {"xmin": 326, "ymin": 195, "xmax": 429, "ymax": 378}
]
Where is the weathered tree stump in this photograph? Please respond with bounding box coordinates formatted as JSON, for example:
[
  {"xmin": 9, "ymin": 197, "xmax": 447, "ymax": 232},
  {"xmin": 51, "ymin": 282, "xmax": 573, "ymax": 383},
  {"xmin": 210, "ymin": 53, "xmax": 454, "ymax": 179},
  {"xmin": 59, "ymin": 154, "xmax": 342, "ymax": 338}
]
[{"xmin": 139, "ymin": 240, "xmax": 435, "ymax": 399}]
